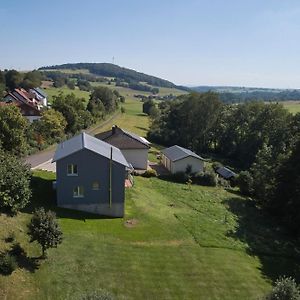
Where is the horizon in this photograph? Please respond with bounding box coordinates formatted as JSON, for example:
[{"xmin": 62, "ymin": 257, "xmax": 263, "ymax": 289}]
[{"xmin": 1, "ymin": 1, "xmax": 300, "ymax": 89}]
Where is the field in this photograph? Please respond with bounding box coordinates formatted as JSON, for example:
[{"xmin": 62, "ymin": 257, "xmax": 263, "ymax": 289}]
[
  {"xmin": 43, "ymin": 86, "xmax": 90, "ymax": 104},
  {"xmin": 282, "ymin": 101, "xmax": 300, "ymax": 114},
  {"xmin": 1, "ymin": 89, "xmax": 300, "ymax": 299}
]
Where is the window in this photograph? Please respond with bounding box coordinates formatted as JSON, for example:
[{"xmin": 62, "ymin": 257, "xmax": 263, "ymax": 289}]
[
  {"xmin": 67, "ymin": 164, "xmax": 78, "ymax": 176},
  {"xmin": 92, "ymin": 181, "xmax": 100, "ymax": 190},
  {"xmin": 73, "ymin": 186, "xmax": 84, "ymax": 198}
]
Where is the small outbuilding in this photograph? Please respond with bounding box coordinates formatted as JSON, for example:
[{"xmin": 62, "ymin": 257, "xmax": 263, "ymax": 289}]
[
  {"xmin": 161, "ymin": 145, "xmax": 205, "ymax": 174},
  {"xmin": 216, "ymin": 167, "xmax": 237, "ymax": 180},
  {"xmin": 53, "ymin": 132, "xmax": 129, "ymax": 217},
  {"xmin": 95, "ymin": 125, "xmax": 150, "ymax": 170}
]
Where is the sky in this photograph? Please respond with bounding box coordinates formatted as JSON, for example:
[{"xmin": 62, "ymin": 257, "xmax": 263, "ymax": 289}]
[{"xmin": 1, "ymin": 0, "xmax": 300, "ymax": 88}]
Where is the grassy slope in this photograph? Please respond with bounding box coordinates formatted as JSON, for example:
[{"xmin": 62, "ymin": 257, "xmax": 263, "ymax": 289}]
[
  {"xmin": 1, "ymin": 84, "xmax": 300, "ymax": 299},
  {"xmin": 2, "ymin": 170, "xmax": 300, "ymax": 300}
]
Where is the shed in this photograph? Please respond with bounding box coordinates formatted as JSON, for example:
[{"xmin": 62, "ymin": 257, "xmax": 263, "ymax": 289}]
[
  {"xmin": 95, "ymin": 125, "xmax": 150, "ymax": 170},
  {"xmin": 53, "ymin": 132, "xmax": 129, "ymax": 217},
  {"xmin": 161, "ymin": 145, "xmax": 205, "ymax": 174},
  {"xmin": 216, "ymin": 167, "xmax": 237, "ymax": 179}
]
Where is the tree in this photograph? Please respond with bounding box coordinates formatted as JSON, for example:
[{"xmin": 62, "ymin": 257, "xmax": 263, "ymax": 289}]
[
  {"xmin": 5, "ymin": 70, "xmax": 23, "ymax": 90},
  {"xmin": 27, "ymin": 208, "xmax": 63, "ymax": 258},
  {"xmin": 21, "ymin": 70, "xmax": 43, "ymax": 89},
  {"xmin": 272, "ymin": 139, "xmax": 300, "ymax": 234},
  {"xmin": 0, "ymin": 105, "xmax": 29, "ymax": 156},
  {"xmin": 89, "ymin": 87, "xmax": 118, "ymax": 112},
  {"xmin": 32, "ymin": 109, "xmax": 67, "ymax": 143},
  {"xmin": 264, "ymin": 276, "xmax": 300, "ymax": 300},
  {"xmin": 0, "ymin": 150, "xmax": 31, "ymax": 213},
  {"xmin": 52, "ymin": 93, "xmax": 89, "ymax": 134},
  {"xmin": 66, "ymin": 80, "xmax": 75, "ymax": 90},
  {"xmin": 236, "ymin": 171, "xmax": 254, "ymax": 196},
  {"xmin": 143, "ymin": 100, "xmax": 156, "ymax": 115}
]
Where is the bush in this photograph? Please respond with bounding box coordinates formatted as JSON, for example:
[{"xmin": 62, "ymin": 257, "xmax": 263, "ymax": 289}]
[
  {"xmin": 237, "ymin": 171, "xmax": 254, "ymax": 196},
  {"xmin": 194, "ymin": 171, "xmax": 217, "ymax": 187},
  {"xmin": 142, "ymin": 169, "xmax": 157, "ymax": 178},
  {"xmin": 5, "ymin": 232, "xmax": 15, "ymax": 243},
  {"xmin": 77, "ymin": 290, "xmax": 115, "ymax": 300},
  {"xmin": 171, "ymin": 171, "xmax": 190, "ymax": 183},
  {"xmin": 10, "ymin": 242, "xmax": 25, "ymax": 256},
  {"xmin": 264, "ymin": 276, "xmax": 300, "ymax": 300},
  {"xmin": 0, "ymin": 150, "xmax": 32, "ymax": 214},
  {"xmin": 212, "ymin": 162, "xmax": 223, "ymax": 171},
  {"xmin": 0, "ymin": 253, "xmax": 17, "ymax": 275}
]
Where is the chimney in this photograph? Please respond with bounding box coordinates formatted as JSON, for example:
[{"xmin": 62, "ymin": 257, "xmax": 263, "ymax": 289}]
[{"xmin": 112, "ymin": 125, "xmax": 117, "ymax": 134}]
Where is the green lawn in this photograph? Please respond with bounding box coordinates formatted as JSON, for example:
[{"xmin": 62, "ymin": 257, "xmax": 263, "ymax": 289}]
[
  {"xmin": 43, "ymin": 86, "xmax": 90, "ymax": 104},
  {"xmin": 282, "ymin": 101, "xmax": 300, "ymax": 114},
  {"xmin": 1, "ymin": 171, "xmax": 300, "ymax": 299}
]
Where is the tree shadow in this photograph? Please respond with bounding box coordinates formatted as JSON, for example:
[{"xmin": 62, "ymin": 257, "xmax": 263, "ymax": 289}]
[
  {"xmin": 223, "ymin": 197, "xmax": 300, "ymax": 282},
  {"xmin": 15, "ymin": 252, "xmax": 40, "ymax": 273}
]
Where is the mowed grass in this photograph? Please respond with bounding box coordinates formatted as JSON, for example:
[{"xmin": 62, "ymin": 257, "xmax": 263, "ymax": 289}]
[{"xmin": 2, "ymin": 171, "xmax": 300, "ymax": 299}]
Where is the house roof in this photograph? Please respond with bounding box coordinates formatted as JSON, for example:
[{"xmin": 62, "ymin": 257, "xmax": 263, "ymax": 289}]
[
  {"xmin": 33, "ymin": 87, "xmax": 47, "ymax": 98},
  {"xmin": 53, "ymin": 132, "xmax": 129, "ymax": 167},
  {"xmin": 4, "ymin": 90, "xmax": 40, "ymax": 113},
  {"xmin": 95, "ymin": 125, "xmax": 150, "ymax": 149},
  {"xmin": 216, "ymin": 167, "xmax": 237, "ymax": 179},
  {"xmin": 161, "ymin": 145, "xmax": 204, "ymax": 162}
]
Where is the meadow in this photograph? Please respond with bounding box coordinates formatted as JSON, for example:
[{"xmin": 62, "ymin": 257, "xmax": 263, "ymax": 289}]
[
  {"xmin": 1, "ymin": 90, "xmax": 300, "ymax": 299},
  {"xmin": 282, "ymin": 101, "xmax": 300, "ymax": 114}
]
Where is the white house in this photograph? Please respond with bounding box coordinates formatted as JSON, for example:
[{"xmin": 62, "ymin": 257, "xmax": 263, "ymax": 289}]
[
  {"xmin": 161, "ymin": 145, "xmax": 205, "ymax": 174},
  {"xmin": 95, "ymin": 125, "xmax": 150, "ymax": 170}
]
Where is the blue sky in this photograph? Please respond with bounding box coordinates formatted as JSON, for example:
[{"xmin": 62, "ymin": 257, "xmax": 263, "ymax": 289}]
[{"xmin": 1, "ymin": 0, "xmax": 300, "ymax": 88}]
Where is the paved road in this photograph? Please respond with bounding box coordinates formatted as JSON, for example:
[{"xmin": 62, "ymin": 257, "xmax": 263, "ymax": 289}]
[{"xmin": 26, "ymin": 112, "xmax": 120, "ymax": 169}]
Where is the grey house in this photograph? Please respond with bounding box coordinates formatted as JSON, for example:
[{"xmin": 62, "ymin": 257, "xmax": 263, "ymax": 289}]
[
  {"xmin": 95, "ymin": 125, "xmax": 150, "ymax": 170},
  {"xmin": 53, "ymin": 132, "xmax": 129, "ymax": 217}
]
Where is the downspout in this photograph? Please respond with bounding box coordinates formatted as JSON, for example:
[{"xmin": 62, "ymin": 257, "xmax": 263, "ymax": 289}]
[{"xmin": 109, "ymin": 147, "xmax": 112, "ymax": 208}]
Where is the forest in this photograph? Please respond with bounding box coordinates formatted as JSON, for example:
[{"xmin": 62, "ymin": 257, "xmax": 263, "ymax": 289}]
[{"xmin": 148, "ymin": 92, "xmax": 300, "ymax": 235}]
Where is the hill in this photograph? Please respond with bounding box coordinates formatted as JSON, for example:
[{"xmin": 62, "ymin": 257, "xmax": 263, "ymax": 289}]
[
  {"xmin": 191, "ymin": 85, "xmax": 300, "ymax": 103},
  {"xmin": 39, "ymin": 63, "xmax": 188, "ymax": 91}
]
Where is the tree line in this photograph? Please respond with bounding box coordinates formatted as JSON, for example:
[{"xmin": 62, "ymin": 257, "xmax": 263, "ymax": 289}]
[
  {"xmin": 0, "ymin": 69, "xmax": 43, "ymax": 96},
  {"xmin": 148, "ymin": 92, "xmax": 300, "ymax": 235}
]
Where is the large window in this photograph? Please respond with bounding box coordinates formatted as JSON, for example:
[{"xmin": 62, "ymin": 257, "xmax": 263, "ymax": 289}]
[
  {"xmin": 92, "ymin": 181, "xmax": 100, "ymax": 190},
  {"xmin": 73, "ymin": 186, "xmax": 84, "ymax": 198},
  {"xmin": 67, "ymin": 164, "xmax": 78, "ymax": 176}
]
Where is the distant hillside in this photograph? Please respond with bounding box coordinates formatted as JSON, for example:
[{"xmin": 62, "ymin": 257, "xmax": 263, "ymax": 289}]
[
  {"xmin": 39, "ymin": 63, "xmax": 188, "ymax": 91},
  {"xmin": 191, "ymin": 85, "xmax": 300, "ymax": 102}
]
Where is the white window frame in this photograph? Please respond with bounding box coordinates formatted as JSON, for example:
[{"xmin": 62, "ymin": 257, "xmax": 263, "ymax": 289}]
[
  {"xmin": 73, "ymin": 186, "xmax": 84, "ymax": 198},
  {"xmin": 67, "ymin": 164, "xmax": 78, "ymax": 176},
  {"xmin": 92, "ymin": 181, "xmax": 100, "ymax": 190}
]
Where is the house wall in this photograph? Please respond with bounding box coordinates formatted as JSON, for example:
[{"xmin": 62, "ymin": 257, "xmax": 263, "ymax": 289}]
[
  {"xmin": 56, "ymin": 149, "xmax": 125, "ymax": 217},
  {"xmin": 162, "ymin": 154, "xmax": 204, "ymax": 174},
  {"xmin": 26, "ymin": 116, "xmax": 41, "ymax": 123},
  {"xmin": 172, "ymin": 157, "xmax": 204, "ymax": 174},
  {"xmin": 161, "ymin": 154, "xmax": 172, "ymax": 172},
  {"xmin": 121, "ymin": 148, "xmax": 148, "ymax": 170}
]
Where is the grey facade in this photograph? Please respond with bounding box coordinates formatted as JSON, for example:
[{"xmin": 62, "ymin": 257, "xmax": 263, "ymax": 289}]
[{"xmin": 53, "ymin": 133, "xmax": 129, "ymax": 217}]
